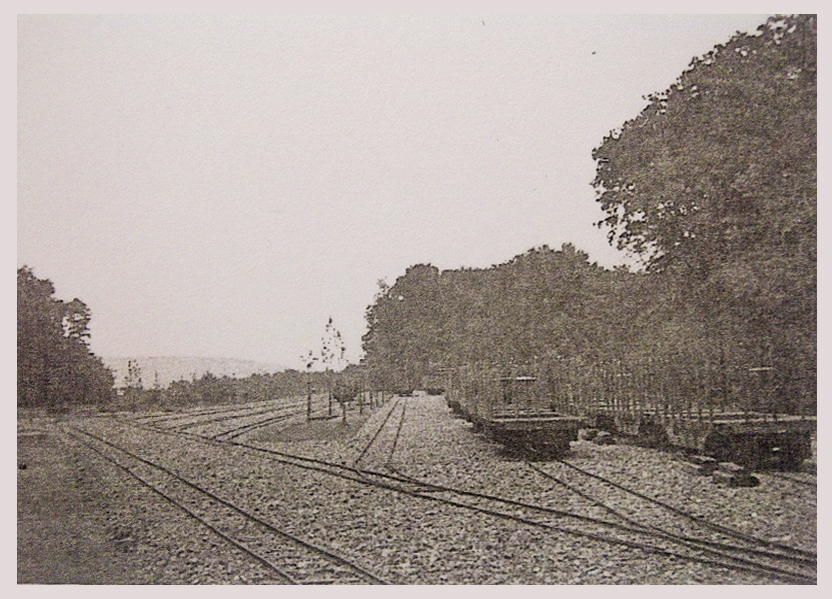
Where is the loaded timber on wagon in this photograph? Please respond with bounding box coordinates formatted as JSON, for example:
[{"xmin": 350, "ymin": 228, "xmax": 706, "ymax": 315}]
[{"xmin": 444, "ymin": 357, "xmax": 815, "ymax": 468}]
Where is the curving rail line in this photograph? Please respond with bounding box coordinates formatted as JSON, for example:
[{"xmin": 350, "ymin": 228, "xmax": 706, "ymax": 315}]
[
  {"xmin": 169, "ymin": 403, "xmax": 305, "ymax": 433},
  {"xmin": 211, "ymin": 412, "xmax": 297, "ymax": 441},
  {"xmin": 524, "ymin": 461, "xmax": 816, "ymax": 575},
  {"xmin": 552, "ymin": 458, "xmax": 816, "ymax": 560},
  {"xmin": 65, "ymin": 426, "xmax": 390, "ymax": 585},
  {"xmin": 113, "ymin": 416, "xmax": 816, "ymax": 584},
  {"xmin": 119, "ymin": 397, "xmax": 327, "ymax": 442},
  {"xmin": 133, "ymin": 399, "xmax": 289, "ymax": 426}
]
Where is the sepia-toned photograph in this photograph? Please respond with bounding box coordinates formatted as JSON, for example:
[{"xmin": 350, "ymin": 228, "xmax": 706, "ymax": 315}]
[{"xmin": 17, "ymin": 13, "xmax": 816, "ymax": 585}]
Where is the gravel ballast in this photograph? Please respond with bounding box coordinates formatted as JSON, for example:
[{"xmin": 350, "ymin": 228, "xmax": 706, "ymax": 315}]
[{"xmin": 18, "ymin": 396, "xmax": 817, "ymax": 584}]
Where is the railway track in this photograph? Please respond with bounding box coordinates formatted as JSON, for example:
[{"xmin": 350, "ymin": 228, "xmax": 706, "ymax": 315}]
[
  {"xmin": 523, "ymin": 460, "xmax": 816, "ymax": 580},
  {"xmin": 81, "ymin": 399, "xmax": 816, "ymax": 584},
  {"xmin": 169, "ymin": 405, "xmax": 301, "ymax": 433},
  {"xmin": 121, "ymin": 395, "xmax": 330, "ymax": 441},
  {"xmin": 211, "ymin": 412, "xmax": 297, "ymax": 441},
  {"xmin": 64, "ymin": 425, "xmax": 390, "ymax": 585},
  {"xmin": 133, "ymin": 399, "xmax": 291, "ymax": 426},
  {"xmin": 352, "ymin": 397, "xmax": 407, "ymax": 467}
]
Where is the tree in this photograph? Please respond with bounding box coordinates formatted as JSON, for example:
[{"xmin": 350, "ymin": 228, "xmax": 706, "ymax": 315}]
[
  {"xmin": 362, "ymin": 265, "xmax": 454, "ymax": 389},
  {"xmin": 593, "ymin": 15, "xmax": 815, "ymax": 278},
  {"xmin": 320, "ymin": 316, "xmax": 346, "ymax": 373},
  {"xmin": 309, "ymin": 316, "xmax": 350, "ymax": 418},
  {"xmin": 17, "ymin": 266, "xmax": 115, "ymax": 408},
  {"xmin": 591, "ymin": 15, "xmax": 816, "ymax": 411},
  {"xmin": 124, "ymin": 359, "xmax": 143, "ymax": 391}
]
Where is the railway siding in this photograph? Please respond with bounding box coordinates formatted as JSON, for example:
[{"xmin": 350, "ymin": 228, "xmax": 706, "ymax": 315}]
[{"xmin": 18, "ymin": 394, "xmax": 816, "ymax": 584}]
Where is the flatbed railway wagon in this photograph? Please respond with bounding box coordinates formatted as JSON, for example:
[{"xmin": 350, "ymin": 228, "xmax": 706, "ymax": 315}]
[
  {"xmin": 420, "ymin": 369, "xmax": 449, "ymax": 397},
  {"xmin": 449, "ymin": 365, "xmax": 585, "ymax": 455},
  {"xmin": 556, "ymin": 358, "xmax": 816, "ymax": 470}
]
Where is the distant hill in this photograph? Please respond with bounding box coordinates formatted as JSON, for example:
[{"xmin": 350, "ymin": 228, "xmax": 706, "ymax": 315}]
[{"xmin": 103, "ymin": 356, "xmax": 289, "ymax": 389}]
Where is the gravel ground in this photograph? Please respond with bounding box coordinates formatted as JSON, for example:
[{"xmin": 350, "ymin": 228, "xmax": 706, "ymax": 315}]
[{"xmin": 17, "ymin": 396, "xmax": 817, "ymax": 584}]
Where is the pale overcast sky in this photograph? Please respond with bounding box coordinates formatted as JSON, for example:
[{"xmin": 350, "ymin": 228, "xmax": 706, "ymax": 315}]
[{"xmin": 18, "ymin": 14, "xmax": 771, "ymax": 368}]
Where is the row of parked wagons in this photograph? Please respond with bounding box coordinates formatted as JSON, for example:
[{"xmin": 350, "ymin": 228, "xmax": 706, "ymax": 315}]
[{"xmin": 442, "ymin": 363, "xmax": 815, "ymax": 469}]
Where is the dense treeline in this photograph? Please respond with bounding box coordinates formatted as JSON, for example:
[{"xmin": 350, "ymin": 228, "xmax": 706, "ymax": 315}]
[
  {"xmin": 17, "ymin": 266, "xmax": 116, "ymax": 409},
  {"xmin": 361, "ymin": 247, "xmax": 653, "ymax": 385},
  {"xmin": 361, "ymin": 15, "xmax": 816, "ymax": 414},
  {"xmin": 114, "ymin": 367, "xmax": 365, "ymax": 411}
]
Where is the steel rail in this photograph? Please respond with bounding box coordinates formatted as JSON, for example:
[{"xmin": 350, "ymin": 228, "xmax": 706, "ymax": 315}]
[
  {"xmin": 352, "ymin": 399, "xmax": 401, "ymax": 466},
  {"xmin": 170, "ymin": 405, "xmax": 298, "ymax": 432},
  {"xmin": 133, "ymin": 398, "xmax": 295, "ymax": 425},
  {"xmin": 69, "ymin": 426, "xmax": 391, "ymax": 585},
  {"xmin": 63, "ymin": 428, "xmax": 299, "ymax": 584},
  {"xmin": 556, "ymin": 458, "xmax": 816, "ymax": 559},
  {"xmin": 101, "ymin": 417, "xmax": 816, "ymax": 584},
  {"xmin": 125, "ymin": 398, "xmax": 317, "ymax": 441},
  {"xmin": 387, "ymin": 399, "xmax": 408, "ymax": 464},
  {"xmin": 212, "ymin": 412, "xmax": 297, "ymax": 441},
  {"xmin": 526, "ymin": 462, "xmax": 816, "ymax": 569}
]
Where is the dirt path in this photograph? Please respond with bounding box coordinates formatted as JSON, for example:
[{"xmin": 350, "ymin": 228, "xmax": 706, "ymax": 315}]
[{"xmin": 17, "ymin": 429, "xmax": 140, "ymax": 584}]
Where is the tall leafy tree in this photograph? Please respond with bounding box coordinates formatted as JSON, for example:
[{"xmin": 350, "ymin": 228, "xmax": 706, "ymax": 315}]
[
  {"xmin": 17, "ymin": 266, "xmax": 115, "ymax": 408},
  {"xmin": 592, "ymin": 15, "xmax": 816, "ymax": 408},
  {"xmin": 362, "ymin": 265, "xmax": 449, "ymax": 388},
  {"xmin": 593, "ymin": 15, "xmax": 815, "ymax": 277}
]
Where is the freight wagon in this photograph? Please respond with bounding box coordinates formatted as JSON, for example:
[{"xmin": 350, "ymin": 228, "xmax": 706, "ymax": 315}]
[
  {"xmin": 446, "ymin": 358, "xmax": 815, "ymax": 469},
  {"xmin": 446, "ymin": 365, "xmax": 584, "ymax": 456}
]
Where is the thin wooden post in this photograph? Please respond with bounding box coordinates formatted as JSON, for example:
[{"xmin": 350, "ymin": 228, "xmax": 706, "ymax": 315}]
[
  {"xmin": 306, "ymin": 379, "xmax": 312, "ymax": 421},
  {"xmin": 708, "ymin": 359, "xmax": 714, "ymax": 423},
  {"xmin": 606, "ymin": 365, "xmax": 612, "ymax": 414}
]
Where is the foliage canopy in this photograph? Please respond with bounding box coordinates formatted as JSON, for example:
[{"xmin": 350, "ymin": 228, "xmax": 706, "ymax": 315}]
[
  {"xmin": 18, "ymin": 266, "xmax": 115, "ymax": 408},
  {"xmin": 360, "ymin": 16, "xmax": 816, "ymax": 413}
]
